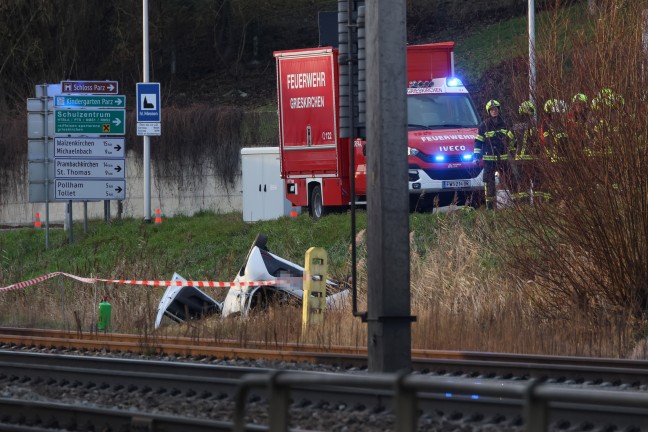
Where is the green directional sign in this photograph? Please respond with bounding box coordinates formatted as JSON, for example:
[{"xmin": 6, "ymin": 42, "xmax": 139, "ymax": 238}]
[
  {"xmin": 55, "ymin": 109, "xmax": 125, "ymax": 135},
  {"xmin": 54, "ymin": 95, "xmax": 126, "ymax": 109}
]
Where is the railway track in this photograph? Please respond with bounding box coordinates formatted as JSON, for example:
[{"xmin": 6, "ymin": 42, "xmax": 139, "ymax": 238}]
[
  {"xmin": 1, "ymin": 326, "xmax": 648, "ymax": 386},
  {"xmin": 0, "ymin": 349, "xmax": 647, "ymax": 431}
]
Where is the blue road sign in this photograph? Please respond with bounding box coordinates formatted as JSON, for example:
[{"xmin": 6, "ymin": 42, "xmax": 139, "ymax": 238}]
[{"xmin": 136, "ymin": 83, "xmax": 161, "ymax": 122}]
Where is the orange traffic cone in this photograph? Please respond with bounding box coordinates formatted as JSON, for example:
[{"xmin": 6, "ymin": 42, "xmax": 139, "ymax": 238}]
[
  {"xmin": 290, "ymin": 204, "xmax": 298, "ymax": 218},
  {"xmin": 34, "ymin": 212, "xmax": 42, "ymax": 229},
  {"xmin": 154, "ymin": 208, "xmax": 163, "ymax": 224}
]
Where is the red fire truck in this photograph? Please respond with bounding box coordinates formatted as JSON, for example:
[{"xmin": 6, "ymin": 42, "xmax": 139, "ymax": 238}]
[{"xmin": 274, "ymin": 42, "xmax": 483, "ymax": 218}]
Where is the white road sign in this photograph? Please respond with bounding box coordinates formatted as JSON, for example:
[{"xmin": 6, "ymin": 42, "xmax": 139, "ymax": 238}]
[
  {"xmin": 55, "ymin": 158, "xmax": 125, "ymax": 179},
  {"xmin": 137, "ymin": 122, "xmax": 161, "ymax": 136},
  {"xmin": 55, "ymin": 179, "xmax": 125, "ymax": 201},
  {"xmin": 54, "ymin": 137, "xmax": 125, "ymax": 158}
]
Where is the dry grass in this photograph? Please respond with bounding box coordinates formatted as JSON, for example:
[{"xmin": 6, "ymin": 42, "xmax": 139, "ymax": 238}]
[{"xmin": 0, "ymin": 209, "xmax": 638, "ymax": 359}]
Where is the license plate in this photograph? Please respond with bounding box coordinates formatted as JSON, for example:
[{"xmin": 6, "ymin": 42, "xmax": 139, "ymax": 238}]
[{"xmin": 442, "ymin": 180, "xmax": 471, "ymax": 188}]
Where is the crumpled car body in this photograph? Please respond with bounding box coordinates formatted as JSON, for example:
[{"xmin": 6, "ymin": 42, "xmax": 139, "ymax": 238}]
[
  {"xmin": 221, "ymin": 234, "xmax": 348, "ymax": 317},
  {"xmin": 155, "ymin": 234, "xmax": 349, "ymax": 326},
  {"xmin": 154, "ymin": 273, "xmax": 222, "ymax": 329}
]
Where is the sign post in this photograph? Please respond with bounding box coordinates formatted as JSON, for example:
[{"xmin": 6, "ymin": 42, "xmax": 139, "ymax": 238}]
[
  {"xmin": 54, "ymin": 80, "xmax": 127, "ymax": 239},
  {"xmin": 28, "ymin": 81, "xmax": 127, "ymax": 247}
]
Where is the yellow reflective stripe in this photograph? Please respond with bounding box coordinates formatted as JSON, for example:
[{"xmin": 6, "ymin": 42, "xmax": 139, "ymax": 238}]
[
  {"xmin": 511, "ymin": 192, "xmax": 529, "ymax": 199},
  {"xmin": 485, "ymin": 131, "xmax": 496, "ymax": 138},
  {"xmin": 533, "ymin": 192, "xmax": 552, "ymax": 199},
  {"xmin": 483, "ymin": 155, "xmax": 508, "ymax": 161},
  {"xmin": 475, "ymin": 135, "xmax": 484, "ymax": 142},
  {"xmin": 474, "ymin": 149, "xmax": 482, "ymax": 154}
]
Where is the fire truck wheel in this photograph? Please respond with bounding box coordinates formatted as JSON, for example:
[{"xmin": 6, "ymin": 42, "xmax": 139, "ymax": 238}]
[{"xmin": 309, "ymin": 184, "xmax": 326, "ymax": 220}]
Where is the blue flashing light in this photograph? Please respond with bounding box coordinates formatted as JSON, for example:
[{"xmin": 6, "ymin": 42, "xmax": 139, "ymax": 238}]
[
  {"xmin": 462, "ymin": 153, "xmax": 473, "ymax": 161},
  {"xmin": 471, "ymin": 394, "xmax": 480, "ymax": 400},
  {"xmin": 446, "ymin": 77, "xmax": 463, "ymax": 87},
  {"xmin": 445, "ymin": 393, "xmax": 453, "ymax": 398},
  {"xmin": 434, "ymin": 155, "xmax": 446, "ymax": 162}
]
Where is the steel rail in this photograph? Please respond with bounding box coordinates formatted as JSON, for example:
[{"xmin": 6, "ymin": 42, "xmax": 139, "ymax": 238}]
[
  {"xmin": 0, "ymin": 351, "xmax": 647, "ymax": 431},
  {"xmin": 1, "ymin": 327, "xmax": 648, "ymax": 385},
  {"xmin": 2, "ymin": 326, "xmax": 646, "ymax": 370}
]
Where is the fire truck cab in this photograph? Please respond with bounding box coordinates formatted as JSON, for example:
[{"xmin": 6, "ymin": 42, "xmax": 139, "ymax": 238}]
[{"xmin": 275, "ymin": 42, "xmax": 483, "ymax": 218}]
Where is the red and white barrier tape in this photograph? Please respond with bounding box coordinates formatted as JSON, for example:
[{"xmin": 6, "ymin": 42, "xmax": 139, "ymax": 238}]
[{"xmin": 0, "ymin": 272, "xmax": 283, "ymax": 293}]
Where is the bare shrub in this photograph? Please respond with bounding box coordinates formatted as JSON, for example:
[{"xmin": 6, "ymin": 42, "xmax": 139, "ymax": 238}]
[
  {"xmin": 498, "ymin": 1, "xmax": 648, "ymax": 326},
  {"xmin": 0, "ymin": 112, "xmax": 27, "ymax": 203}
]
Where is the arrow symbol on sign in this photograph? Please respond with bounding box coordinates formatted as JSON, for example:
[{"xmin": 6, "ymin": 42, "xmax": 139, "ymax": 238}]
[
  {"xmin": 114, "ymin": 165, "xmax": 122, "ymax": 173},
  {"xmin": 115, "ymin": 99, "xmax": 123, "ymax": 105},
  {"xmin": 115, "ymin": 145, "xmax": 122, "ymax": 151},
  {"xmin": 112, "ymin": 118, "xmax": 122, "ymax": 126},
  {"xmin": 115, "ymin": 186, "xmax": 123, "ymax": 193},
  {"xmin": 107, "ymin": 84, "xmax": 115, "ymax": 91}
]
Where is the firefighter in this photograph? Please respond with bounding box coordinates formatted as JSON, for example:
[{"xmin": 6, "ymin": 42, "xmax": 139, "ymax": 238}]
[
  {"xmin": 515, "ymin": 100, "xmax": 537, "ymax": 162},
  {"xmin": 590, "ymin": 88, "xmax": 624, "ymax": 156},
  {"xmin": 592, "ymin": 88, "xmax": 624, "ymax": 111},
  {"xmin": 591, "ymin": 88, "xmax": 624, "ymax": 132},
  {"xmin": 513, "ymin": 100, "xmax": 545, "ymax": 202},
  {"xmin": 568, "ymin": 93, "xmax": 589, "ymax": 125},
  {"xmin": 541, "ymin": 99, "xmax": 568, "ymax": 161},
  {"xmin": 566, "ymin": 93, "xmax": 591, "ymax": 156},
  {"xmin": 473, "ymin": 99, "xmax": 515, "ymax": 209}
]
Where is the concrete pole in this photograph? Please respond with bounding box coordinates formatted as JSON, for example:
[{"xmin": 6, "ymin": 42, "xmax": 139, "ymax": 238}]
[
  {"xmin": 529, "ymin": 0, "xmax": 537, "ymax": 110},
  {"xmin": 643, "ymin": 9, "xmax": 648, "ymax": 86},
  {"xmin": 365, "ymin": 0, "xmax": 413, "ymax": 373},
  {"xmin": 41, "ymin": 84, "xmax": 50, "ymax": 249},
  {"xmin": 143, "ymin": 0, "xmax": 152, "ymax": 223}
]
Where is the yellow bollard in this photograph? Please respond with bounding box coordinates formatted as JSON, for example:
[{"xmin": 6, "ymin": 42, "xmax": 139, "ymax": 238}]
[{"xmin": 302, "ymin": 247, "xmax": 327, "ymax": 337}]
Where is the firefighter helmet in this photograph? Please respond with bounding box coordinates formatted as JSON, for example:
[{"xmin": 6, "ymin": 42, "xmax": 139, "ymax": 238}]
[
  {"xmin": 518, "ymin": 100, "xmax": 536, "ymax": 115},
  {"xmin": 572, "ymin": 93, "xmax": 587, "ymax": 104},
  {"xmin": 591, "ymin": 88, "xmax": 624, "ymax": 109},
  {"xmin": 485, "ymin": 99, "xmax": 501, "ymax": 113},
  {"xmin": 544, "ymin": 99, "xmax": 567, "ymax": 114}
]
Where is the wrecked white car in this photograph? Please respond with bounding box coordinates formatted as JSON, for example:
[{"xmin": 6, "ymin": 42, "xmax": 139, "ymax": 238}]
[
  {"xmin": 154, "ymin": 234, "xmax": 349, "ymax": 327},
  {"xmin": 222, "ymin": 234, "xmax": 348, "ymax": 317}
]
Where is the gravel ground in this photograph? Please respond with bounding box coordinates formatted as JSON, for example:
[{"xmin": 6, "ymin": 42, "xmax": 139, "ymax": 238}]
[
  {"xmin": 0, "ymin": 347, "xmax": 529, "ymax": 431},
  {"xmin": 0, "ymin": 346, "xmax": 643, "ymax": 431}
]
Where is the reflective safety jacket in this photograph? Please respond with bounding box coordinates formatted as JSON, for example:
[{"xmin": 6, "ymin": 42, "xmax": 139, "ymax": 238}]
[
  {"xmin": 542, "ymin": 128, "xmax": 567, "ymax": 143},
  {"xmin": 474, "ymin": 117, "xmax": 515, "ymax": 161},
  {"xmin": 515, "ymin": 126, "xmax": 537, "ymax": 161}
]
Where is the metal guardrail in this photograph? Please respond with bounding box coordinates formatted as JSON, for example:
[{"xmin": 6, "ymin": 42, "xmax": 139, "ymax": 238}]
[
  {"xmin": 0, "ymin": 397, "xmax": 259, "ymax": 432},
  {"xmin": 234, "ymin": 371, "xmax": 648, "ymax": 432}
]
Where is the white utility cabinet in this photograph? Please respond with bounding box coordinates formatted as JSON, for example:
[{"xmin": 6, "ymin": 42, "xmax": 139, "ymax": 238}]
[{"xmin": 241, "ymin": 147, "xmax": 297, "ymax": 222}]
